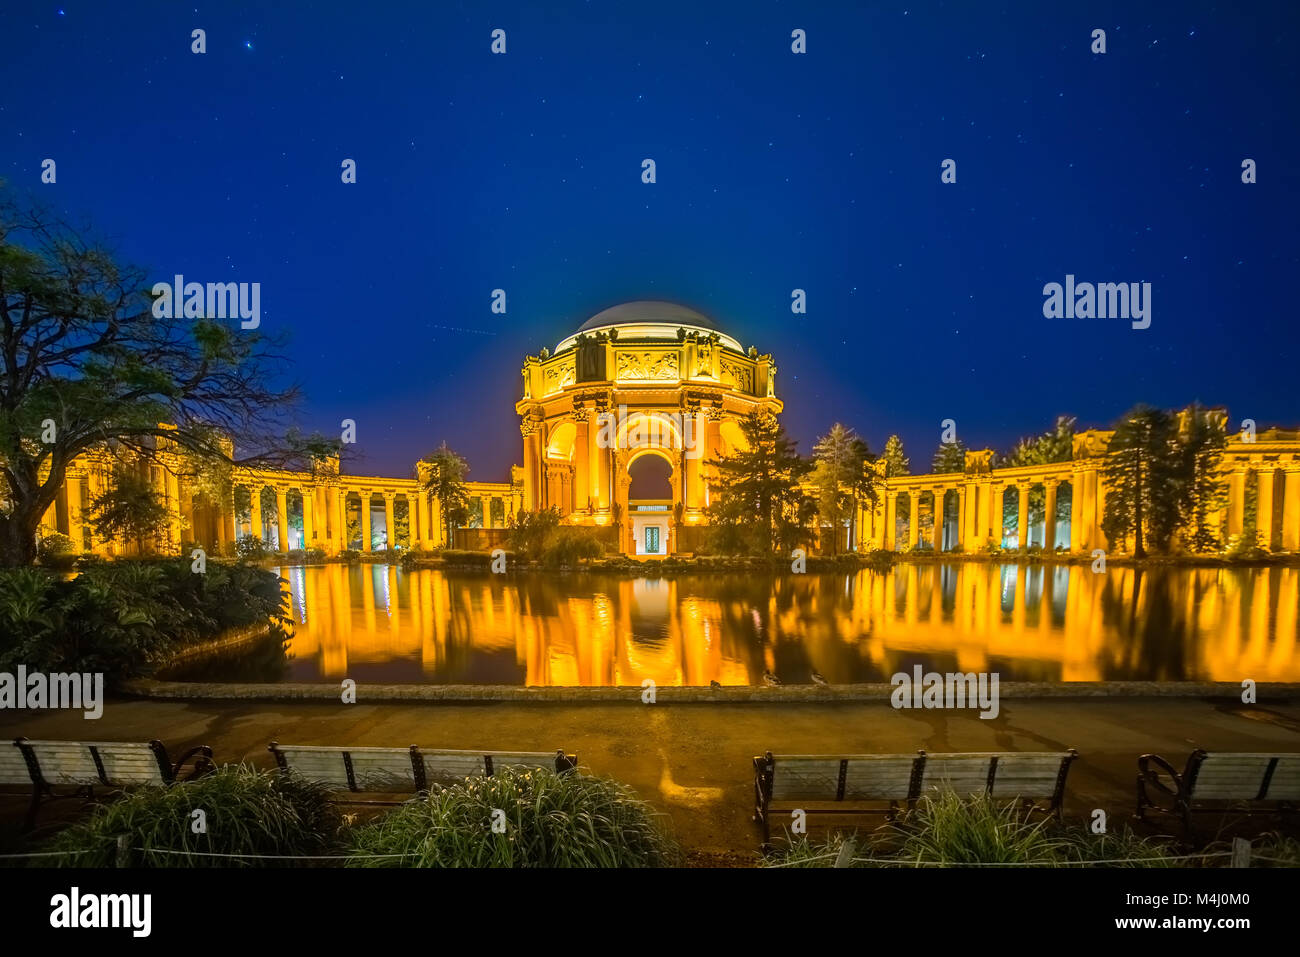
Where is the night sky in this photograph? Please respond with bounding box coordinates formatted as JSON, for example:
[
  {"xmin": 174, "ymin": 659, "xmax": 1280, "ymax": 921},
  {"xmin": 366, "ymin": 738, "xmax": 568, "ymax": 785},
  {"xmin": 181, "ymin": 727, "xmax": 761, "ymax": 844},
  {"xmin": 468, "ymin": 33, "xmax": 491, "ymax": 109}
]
[{"xmin": 3, "ymin": 2, "xmax": 1297, "ymax": 482}]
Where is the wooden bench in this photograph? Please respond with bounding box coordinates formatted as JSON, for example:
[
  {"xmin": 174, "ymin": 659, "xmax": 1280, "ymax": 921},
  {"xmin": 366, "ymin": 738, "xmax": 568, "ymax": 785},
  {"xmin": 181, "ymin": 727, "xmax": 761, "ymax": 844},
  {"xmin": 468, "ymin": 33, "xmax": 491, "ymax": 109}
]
[
  {"xmin": 753, "ymin": 748, "xmax": 1077, "ymax": 848},
  {"xmin": 1136, "ymin": 750, "xmax": 1300, "ymax": 836},
  {"xmin": 5, "ymin": 737, "xmax": 213, "ymax": 829},
  {"xmin": 268, "ymin": 742, "xmax": 578, "ymax": 801}
]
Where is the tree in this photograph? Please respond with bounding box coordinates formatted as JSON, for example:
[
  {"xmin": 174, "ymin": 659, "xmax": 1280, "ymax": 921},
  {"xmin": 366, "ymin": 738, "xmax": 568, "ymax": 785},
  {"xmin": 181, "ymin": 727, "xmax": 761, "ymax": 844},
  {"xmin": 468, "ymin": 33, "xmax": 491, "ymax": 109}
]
[
  {"xmin": 86, "ymin": 469, "xmax": 171, "ymax": 555},
  {"xmin": 0, "ymin": 188, "xmax": 339, "ymax": 565},
  {"xmin": 931, "ymin": 438, "xmax": 968, "ymax": 474},
  {"xmin": 1101, "ymin": 405, "xmax": 1180, "ymax": 557},
  {"xmin": 1178, "ymin": 403, "xmax": 1227, "ymax": 553},
  {"xmin": 706, "ymin": 412, "xmax": 812, "ymax": 555},
  {"xmin": 420, "ymin": 443, "xmax": 470, "ymax": 548},
  {"xmin": 1006, "ymin": 415, "xmax": 1076, "ymax": 468},
  {"xmin": 811, "ymin": 423, "xmax": 877, "ymax": 554},
  {"xmin": 1005, "ymin": 415, "xmax": 1076, "ymax": 535},
  {"xmin": 881, "ymin": 435, "xmax": 909, "ymax": 478}
]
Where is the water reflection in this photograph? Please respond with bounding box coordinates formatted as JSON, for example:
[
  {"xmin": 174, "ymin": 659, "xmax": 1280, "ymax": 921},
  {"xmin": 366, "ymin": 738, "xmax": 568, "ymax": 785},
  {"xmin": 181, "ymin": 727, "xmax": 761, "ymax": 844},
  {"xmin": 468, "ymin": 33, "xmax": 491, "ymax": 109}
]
[{"xmin": 171, "ymin": 563, "xmax": 1300, "ymax": 685}]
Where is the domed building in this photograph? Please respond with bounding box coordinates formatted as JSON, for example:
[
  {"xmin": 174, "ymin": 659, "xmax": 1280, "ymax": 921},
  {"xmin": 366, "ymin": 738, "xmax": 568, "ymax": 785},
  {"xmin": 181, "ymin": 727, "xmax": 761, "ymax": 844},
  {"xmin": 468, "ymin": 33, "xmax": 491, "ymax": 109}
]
[{"xmin": 517, "ymin": 300, "xmax": 783, "ymax": 556}]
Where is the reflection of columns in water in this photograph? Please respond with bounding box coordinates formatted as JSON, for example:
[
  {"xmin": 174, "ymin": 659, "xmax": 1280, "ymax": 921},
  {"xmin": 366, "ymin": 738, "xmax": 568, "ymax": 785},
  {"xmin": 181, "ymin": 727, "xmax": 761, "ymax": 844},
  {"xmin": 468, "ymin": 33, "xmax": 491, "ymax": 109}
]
[
  {"xmin": 1012, "ymin": 565, "xmax": 1027, "ymax": 635},
  {"xmin": 905, "ymin": 565, "xmax": 919, "ymax": 629},
  {"xmin": 420, "ymin": 572, "xmax": 439, "ymax": 674},
  {"xmin": 322, "ymin": 565, "xmax": 349, "ymax": 677},
  {"xmin": 1247, "ymin": 571, "xmax": 1270, "ymax": 667},
  {"xmin": 1273, "ymin": 570, "xmax": 1298, "ymax": 675},
  {"xmin": 387, "ymin": 566, "xmax": 400, "ymax": 644}
]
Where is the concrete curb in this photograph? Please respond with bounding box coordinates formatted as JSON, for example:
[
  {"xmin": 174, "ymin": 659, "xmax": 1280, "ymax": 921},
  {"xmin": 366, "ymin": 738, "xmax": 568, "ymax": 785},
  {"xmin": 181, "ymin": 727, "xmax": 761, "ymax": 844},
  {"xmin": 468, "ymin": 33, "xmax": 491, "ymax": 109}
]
[{"xmin": 118, "ymin": 679, "xmax": 1300, "ymax": 704}]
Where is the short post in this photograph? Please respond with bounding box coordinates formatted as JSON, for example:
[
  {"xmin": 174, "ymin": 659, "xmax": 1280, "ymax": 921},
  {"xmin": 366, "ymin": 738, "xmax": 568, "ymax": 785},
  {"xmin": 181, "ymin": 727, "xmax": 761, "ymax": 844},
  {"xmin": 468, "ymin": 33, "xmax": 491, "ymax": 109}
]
[
  {"xmin": 834, "ymin": 837, "xmax": 856, "ymax": 868},
  {"xmin": 1230, "ymin": 837, "xmax": 1251, "ymax": 868},
  {"xmin": 115, "ymin": 834, "xmax": 131, "ymax": 868}
]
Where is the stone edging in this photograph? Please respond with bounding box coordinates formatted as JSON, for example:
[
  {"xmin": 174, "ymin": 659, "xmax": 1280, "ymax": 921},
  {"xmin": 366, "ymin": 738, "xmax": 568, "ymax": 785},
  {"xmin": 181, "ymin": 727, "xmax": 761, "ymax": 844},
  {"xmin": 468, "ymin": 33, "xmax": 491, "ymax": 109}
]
[{"xmin": 117, "ymin": 679, "xmax": 1300, "ymax": 704}]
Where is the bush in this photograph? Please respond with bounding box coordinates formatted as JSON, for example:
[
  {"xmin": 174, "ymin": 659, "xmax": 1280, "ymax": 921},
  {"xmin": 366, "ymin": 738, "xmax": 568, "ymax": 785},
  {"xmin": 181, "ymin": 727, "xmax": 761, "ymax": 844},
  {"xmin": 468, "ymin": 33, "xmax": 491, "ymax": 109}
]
[
  {"xmin": 41, "ymin": 766, "xmax": 342, "ymax": 867},
  {"xmin": 0, "ymin": 559, "xmax": 289, "ymax": 681},
  {"xmin": 37, "ymin": 532, "xmax": 78, "ymax": 570},
  {"xmin": 346, "ymin": 767, "xmax": 679, "ymax": 867},
  {"xmin": 541, "ymin": 528, "xmax": 605, "ymax": 568},
  {"xmin": 506, "ymin": 508, "xmax": 563, "ymax": 562},
  {"xmin": 439, "ymin": 549, "xmax": 505, "ymax": 568},
  {"xmin": 336, "ymin": 549, "xmax": 361, "ymax": 563},
  {"xmin": 235, "ymin": 535, "xmax": 269, "ymax": 561}
]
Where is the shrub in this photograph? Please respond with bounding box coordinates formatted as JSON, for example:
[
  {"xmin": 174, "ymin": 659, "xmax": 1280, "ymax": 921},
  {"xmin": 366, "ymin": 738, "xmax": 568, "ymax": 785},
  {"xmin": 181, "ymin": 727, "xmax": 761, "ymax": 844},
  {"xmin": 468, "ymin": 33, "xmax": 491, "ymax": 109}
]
[
  {"xmin": 440, "ymin": 549, "xmax": 506, "ymax": 568},
  {"xmin": 235, "ymin": 535, "xmax": 269, "ymax": 561},
  {"xmin": 346, "ymin": 767, "xmax": 679, "ymax": 868},
  {"xmin": 506, "ymin": 508, "xmax": 563, "ymax": 562},
  {"xmin": 541, "ymin": 528, "xmax": 605, "ymax": 568},
  {"xmin": 41, "ymin": 766, "xmax": 342, "ymax": 867},
  {"xmin": 0, "ymin": 559, "xmax": 289, "ymax": 681},
  {"xmin": 37, "ymin": 532, "xmax": 78, "ymax": 570},
  {"xmin": 336, "ymin": 549, "xmax": 361, "ymax": 563}
]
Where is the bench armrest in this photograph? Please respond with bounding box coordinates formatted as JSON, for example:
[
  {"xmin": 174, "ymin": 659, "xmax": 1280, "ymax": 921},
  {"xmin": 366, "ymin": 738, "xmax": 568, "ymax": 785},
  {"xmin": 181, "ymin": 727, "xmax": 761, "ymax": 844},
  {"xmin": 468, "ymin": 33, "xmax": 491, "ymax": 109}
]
[
  {"xmin": 1137, "ymin": 753, "xmax": 1181, "ymax": 797},
  {"xmin": 171, "ymin": 745, "xmax": 215, "ymax": 782}
]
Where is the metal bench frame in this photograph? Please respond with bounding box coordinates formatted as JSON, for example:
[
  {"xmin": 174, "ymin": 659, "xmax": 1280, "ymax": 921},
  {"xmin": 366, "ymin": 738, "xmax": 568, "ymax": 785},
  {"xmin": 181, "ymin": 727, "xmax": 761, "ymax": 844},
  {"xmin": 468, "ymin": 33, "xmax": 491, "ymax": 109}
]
[
  {"xmin": 268, "ymin": 742, "xmax": 579, "ymax": 804},
  {"xmin": 753, "ymin": 748, "xmax": 1077, "ymax": 849},
  {"xmin": 1136, "ymin": 749, "xmax": 1299, "ymax": 837},
  {"xmin": 12, "ymin": 737, "xmax": 214, "ymax": 830}
]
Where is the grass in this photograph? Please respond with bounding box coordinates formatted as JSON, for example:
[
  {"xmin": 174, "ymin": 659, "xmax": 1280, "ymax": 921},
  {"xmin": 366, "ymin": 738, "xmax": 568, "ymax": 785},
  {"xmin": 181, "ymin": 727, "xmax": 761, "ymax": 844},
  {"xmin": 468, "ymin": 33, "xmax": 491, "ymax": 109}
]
[
  {"xmin": 346, "ymin": 766, "xmax": 680, "ymax": 867},
  {"xmin": 39, "ymin": 765, "xmax": 342, "ymax": 867},
  {"xmin": 765, "ymin": 791, "xmax": 1184, "ymax": 868}
]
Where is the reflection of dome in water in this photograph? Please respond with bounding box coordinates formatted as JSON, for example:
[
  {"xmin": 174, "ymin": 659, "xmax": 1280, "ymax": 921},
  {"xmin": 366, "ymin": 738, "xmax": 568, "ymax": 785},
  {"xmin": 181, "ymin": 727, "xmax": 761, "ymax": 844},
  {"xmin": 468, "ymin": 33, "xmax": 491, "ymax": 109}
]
[{"xmin": 555, "ymin": 300, "xmax": 743, "ymax": 353}]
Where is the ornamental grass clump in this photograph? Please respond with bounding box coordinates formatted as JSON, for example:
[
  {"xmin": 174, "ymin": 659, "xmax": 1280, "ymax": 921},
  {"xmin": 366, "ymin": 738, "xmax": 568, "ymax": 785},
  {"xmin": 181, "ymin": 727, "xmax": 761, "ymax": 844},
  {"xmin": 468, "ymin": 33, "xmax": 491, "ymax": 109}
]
[
  {"xmin": 41, "ymin": 766, "xmax": 342, "ymax": 867},
  {"xmin": 346, "ymin": 767, "xmax": 679, "ymax": 867}
]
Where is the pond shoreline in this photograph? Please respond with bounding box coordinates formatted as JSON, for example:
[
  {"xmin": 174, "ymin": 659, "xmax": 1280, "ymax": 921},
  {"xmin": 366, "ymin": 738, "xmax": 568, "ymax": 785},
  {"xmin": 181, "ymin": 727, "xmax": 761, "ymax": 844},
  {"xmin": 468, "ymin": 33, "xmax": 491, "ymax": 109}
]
[{"xmin": 119, "ymin": 678, "xmax": 1300, "ymax": 703}]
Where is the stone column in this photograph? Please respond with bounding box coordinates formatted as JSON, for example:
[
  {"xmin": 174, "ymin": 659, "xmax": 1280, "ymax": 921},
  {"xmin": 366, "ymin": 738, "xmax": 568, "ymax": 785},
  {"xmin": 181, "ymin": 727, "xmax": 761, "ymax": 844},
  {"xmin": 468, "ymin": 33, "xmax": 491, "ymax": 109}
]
[
  {"xmin": 413, "ymin": 493, "xmax": 426, "ymax": 547},
  {"xmin": 964, "ymin": 484, "xmax": 979, "ymax": 543},
  {"xmin": 329, "ymin": 487, "xmax": 344, "ymax": 550},
  {"xmin": 220, "ymin": 483, "xmax": 236, "ymax": 547},
  {"xmin": 1283, "ymin": 467, "xmax": 1300, "ymax": 552},
  {"xmin": 1094, "ymin": 472, "xmax": 1110, "ymax": 550},
  {"xmin": 275, "ymin": 488, "xmax": 289, "ymax": 551},
  {"xmin": 483, "ymin": 494, "xmax": 493, "ymax": 529},
  {"xmin": 573, "ymin": 416, "xmax": 591, "ymax": 512},
  {"xmin": 930, "ymin": 490, "xmax": 944, "ymax": 551},
  {"xmin": 1016, "ymin": 484, "xmax": 1029, "ymax": 549},
  {"xmin": 250, "ymin": 487, "xmax": 263, "ymax": 540},
  {"xmin": 1044, "ymin": 480, "xmax": 1059, "ymax": 551},
  {"xmin": 990, "ymin": 485, "xmax": 1005, "ymax": 546},
  {"xmin": 884, "ymin": 492, "xmax": 898, "ymax": 550},
  {"xmin": 383, "ymin": 494, "xmax": 396, "ymax": 549},
  {"xmin": 65, "ymin": 471, "xmax": 84, "ymax": 552},
  {"xmin": 164, "ymin": 470, "xmax": 181, "ymax": 549},
  {"xmin": 522, "ymin": 422, "xmax": 538, "ymax": 510},
  {"xmin": 907, "ymin": 493, "xmax": 920, "ymax": 549},
  {"xmin": 976, "ymin": 481, "xmax": 992, "ymax": 544},
  {"xmin": 361, "ymin": 495, "xmax": 373, "ymax": 551},
  {"xmin": 955, "ymin": 487, "xmax": 967, "ymax": 549},
  {"xmin": 302, "ymin": 488, "xmax": 315, "ymax": 550},
  {"xmin": 1069, "ymin": 471, "xmax": 1084, "ymax": 551},
  {"xmin": 1227, "ymin": 468, "xmax": 1246, "ymax": 538},
  {"xmin": 1256, "ymin": 468, "xmax": 1277, "ymax": 550}
]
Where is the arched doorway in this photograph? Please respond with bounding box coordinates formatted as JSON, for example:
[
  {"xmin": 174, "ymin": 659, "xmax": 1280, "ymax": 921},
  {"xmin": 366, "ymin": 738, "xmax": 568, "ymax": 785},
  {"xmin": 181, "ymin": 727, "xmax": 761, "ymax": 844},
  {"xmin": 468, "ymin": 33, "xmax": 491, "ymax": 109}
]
[{"xmin": 627, "ymin": 450, "xmax": 674, "ymax": 556}]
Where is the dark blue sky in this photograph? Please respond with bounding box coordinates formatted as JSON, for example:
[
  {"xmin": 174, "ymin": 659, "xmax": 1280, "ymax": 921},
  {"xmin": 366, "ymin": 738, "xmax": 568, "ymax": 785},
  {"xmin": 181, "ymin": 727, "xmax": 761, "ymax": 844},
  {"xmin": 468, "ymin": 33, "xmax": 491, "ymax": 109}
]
[{"xmin": 3, "ymin": 1, "xmax": 1297, "ymax": 481}]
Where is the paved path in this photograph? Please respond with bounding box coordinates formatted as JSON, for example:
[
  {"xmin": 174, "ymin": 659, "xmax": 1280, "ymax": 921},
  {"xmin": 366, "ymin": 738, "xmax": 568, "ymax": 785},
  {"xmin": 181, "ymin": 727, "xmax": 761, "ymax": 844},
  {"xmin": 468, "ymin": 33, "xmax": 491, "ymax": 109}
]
[{"xmin": 4, "ymin": 696, "xmax": 1299, "ymax": 855}]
